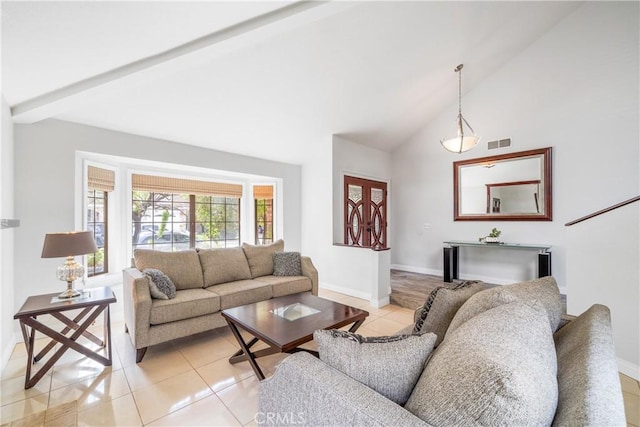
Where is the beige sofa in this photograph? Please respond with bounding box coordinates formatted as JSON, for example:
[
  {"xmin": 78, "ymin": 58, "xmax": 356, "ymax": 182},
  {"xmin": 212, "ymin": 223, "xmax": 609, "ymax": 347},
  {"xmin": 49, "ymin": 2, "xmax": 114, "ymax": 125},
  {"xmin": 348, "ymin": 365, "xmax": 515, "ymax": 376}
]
[{"xmin": 123, "ymin": 240, "xmax": 318, "ymax": 362}]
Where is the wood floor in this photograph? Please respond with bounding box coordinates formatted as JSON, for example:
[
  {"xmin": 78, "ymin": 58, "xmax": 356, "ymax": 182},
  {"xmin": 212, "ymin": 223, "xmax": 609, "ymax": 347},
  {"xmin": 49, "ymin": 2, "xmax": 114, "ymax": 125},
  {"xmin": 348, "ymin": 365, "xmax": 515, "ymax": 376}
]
[
  {"xmin": 390, "ymin": 270, "xmax": 567, "ymax": 311},
  {"xmin": 389, "ymin": 270, "xmax": 456, "ymax": 309}
]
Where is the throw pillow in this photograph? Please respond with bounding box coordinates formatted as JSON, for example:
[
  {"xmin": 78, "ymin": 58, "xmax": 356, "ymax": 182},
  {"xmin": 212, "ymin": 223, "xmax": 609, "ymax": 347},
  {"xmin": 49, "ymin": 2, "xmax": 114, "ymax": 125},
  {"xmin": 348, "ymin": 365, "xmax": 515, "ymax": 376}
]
[
  {"xmin": 445, "ymin": 276, "xmax": 563, "ymax": 338},
  {"xmin": 314, "ymin": 329, "xmax": 437, "ymax": 406},
  {"xmin": 143, "ymin": 268, "xmax": 177, "ymax": 299},
  {"xmin": 552, "ymin": 304, "xmax": 626, "ymax": 427},
  {"xmin": 413, "ymin": 280, "xmax": 485, "ymax": 347},
  {"xmin": 242, "ymin": 239, "xmax": 285, "ymax": 277},
  {"xmin": 405, "ymin": 302, "xmax": 558, "ymax": 426},
  {"xmin": 273, "ymin": 252, "xmax": 302, "ymax": 276}
]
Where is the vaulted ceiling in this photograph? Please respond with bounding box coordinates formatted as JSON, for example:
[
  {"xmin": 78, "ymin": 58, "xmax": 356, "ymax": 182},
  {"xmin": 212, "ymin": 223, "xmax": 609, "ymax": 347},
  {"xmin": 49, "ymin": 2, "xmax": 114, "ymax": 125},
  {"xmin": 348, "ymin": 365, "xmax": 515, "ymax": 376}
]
[{"xmin": 2, "ymin": 1, "xmax": 581, "ymax": 163}]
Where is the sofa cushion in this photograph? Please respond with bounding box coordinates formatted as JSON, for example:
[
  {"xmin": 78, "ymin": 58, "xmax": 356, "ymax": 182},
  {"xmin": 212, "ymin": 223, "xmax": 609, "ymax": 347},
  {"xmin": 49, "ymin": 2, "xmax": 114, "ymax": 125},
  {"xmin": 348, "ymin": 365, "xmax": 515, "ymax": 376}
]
[
  {"xmin": 134, "ymin": 249, "xmax": 204, "ymax": 290},
  {"xmin": 446, "ymin": 276, "xmax": 563, "ymax": 337},
  {"xmin": 552, "ymin": 304, "xmax": 626, "ymax": 427},
  {"xmin": 273, "ymin": 252, "xmax": 302, "ymax": 276},
  {"xmin": 314, "ymin": 330, "xmax": 437, "ymax": 406},
  {"xmin": 242, "ymin": 240, "xmax": 285, "ymax": 278},
  {"xmin": 405, "ymin": 302, "xmax": 558, "ymax": 426},
  {"xmin": 150, "ymin": 288, "xmax": 221, "ymax": 325},
  {"xmin": 413, "ymin": 280, "xmax": 484, "ymax": 347},
  {"xmin": 253, "ymin": 275, "xmax": 312, "ymax": 297},
  {"xmin": 198, "ymin": 247, "xmax": 252, "ymax": 287},
  {"xmin": 206, "ymin": 279, "xmax": 273, "ymax": 309},
  {"xmin": 143, "ymin": 268, "xmax": 177, "ymax": 300}
]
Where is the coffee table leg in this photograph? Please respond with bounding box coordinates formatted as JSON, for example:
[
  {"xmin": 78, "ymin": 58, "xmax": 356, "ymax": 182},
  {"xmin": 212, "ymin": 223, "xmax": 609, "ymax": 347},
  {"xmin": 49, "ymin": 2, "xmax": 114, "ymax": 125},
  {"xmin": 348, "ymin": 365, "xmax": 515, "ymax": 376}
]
[
  {"xmin": 348, "ymin": 319, "xmax": 365, "ymax": 333},
  {"xmin": 229, "ymin": 337, "xmax": 259, "ymax": 361},
  {"xmin": 226, "ymin": 320, "xmax": 266, "ymax": 380}
]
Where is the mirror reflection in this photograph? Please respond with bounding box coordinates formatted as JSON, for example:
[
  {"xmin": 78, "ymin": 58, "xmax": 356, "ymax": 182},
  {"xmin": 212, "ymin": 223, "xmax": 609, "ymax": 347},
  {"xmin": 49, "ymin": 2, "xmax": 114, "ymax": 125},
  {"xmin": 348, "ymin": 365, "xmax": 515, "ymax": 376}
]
[{"xmin": 454, "ymin": 147, "xmax": 552, "ymax": 221}]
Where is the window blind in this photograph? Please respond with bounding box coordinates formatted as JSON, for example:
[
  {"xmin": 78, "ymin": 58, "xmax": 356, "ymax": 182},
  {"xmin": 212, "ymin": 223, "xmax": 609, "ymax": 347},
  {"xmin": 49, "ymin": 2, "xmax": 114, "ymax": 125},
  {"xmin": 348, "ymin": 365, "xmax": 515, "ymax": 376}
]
[
  {"xmin": 88, "ymin": 166, "xmax": 115, "ymax": 192},
  {"xmin": 132, "ymin": 174, "xmax": 243, "ymax": 198},
  {"xmin": 253, "ymin": 185, "xmax": 274, "ymax": 199}
]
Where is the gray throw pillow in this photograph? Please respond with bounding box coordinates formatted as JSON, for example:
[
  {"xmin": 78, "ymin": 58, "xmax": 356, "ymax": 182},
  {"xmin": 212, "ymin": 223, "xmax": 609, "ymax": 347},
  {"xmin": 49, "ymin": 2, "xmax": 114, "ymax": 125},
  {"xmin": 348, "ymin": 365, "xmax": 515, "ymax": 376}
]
[
  {"xmin": 446, "ymin": 276, "xmax": 563, "ymax": 338},
  {"xmin": 413, "ymin": 280, "xmax": 485, "ymax": 347},
  {"xmin": 314, "ymin": 329, "xmax": 437, "ymax": 405},
  {"xmin": 143, "ymin": 268, "xmax": 177, "ymax": 299},
  {"xmin": 273, "ymin": 252, "xmax": 302, "ymax": 276},
  {"xmin": 405, "ymin": 302, "xmax": 558, "ymax": 426}
]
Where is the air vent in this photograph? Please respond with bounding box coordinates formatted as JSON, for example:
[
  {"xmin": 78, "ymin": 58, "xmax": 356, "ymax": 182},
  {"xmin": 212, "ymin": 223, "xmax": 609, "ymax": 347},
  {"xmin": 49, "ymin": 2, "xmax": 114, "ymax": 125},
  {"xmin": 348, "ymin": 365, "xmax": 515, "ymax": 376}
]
[{"xmin": 488, "ymin": 138, "xmax": 511, "ymax": 150}]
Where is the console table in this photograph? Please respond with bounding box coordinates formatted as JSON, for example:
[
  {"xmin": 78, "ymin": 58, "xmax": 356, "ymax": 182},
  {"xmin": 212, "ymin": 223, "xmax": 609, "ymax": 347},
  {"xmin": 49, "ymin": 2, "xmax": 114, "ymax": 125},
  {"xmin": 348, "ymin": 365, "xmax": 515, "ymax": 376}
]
[{"xmin": 443, "ymin": 240, "xmax": 552, "ymax": 283}]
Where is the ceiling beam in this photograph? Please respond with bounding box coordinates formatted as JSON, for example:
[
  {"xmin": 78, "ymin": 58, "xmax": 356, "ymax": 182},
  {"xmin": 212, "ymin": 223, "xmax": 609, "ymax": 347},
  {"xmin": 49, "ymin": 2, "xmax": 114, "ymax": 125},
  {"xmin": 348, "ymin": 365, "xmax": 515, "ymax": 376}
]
[{"xmin": 11, "ymin": 0, "xmax": 335, "ymax": 123}]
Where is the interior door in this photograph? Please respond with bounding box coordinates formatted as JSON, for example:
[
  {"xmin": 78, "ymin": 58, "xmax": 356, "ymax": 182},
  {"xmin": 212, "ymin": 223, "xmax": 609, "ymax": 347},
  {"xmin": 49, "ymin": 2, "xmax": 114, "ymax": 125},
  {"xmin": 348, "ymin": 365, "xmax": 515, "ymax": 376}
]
[{"xmin": 344, "ymin": 176, "xmax": 387, "ymax": 248}]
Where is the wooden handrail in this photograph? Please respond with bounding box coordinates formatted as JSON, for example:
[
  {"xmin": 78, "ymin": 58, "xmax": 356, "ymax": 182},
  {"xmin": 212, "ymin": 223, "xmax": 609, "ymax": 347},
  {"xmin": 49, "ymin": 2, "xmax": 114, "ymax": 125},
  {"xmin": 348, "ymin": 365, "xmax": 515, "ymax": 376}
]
[{"xmin": 565, "ymin": 196, "xmax": 640, "ymax": 226}]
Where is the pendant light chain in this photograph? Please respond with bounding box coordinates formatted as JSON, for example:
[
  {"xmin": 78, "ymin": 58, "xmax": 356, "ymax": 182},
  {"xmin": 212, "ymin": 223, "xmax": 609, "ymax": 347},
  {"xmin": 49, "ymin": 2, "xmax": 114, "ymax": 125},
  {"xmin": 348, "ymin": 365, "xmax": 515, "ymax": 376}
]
[
  {"xmin": 458, "ymin": 65, "xmax": 462, "ymax": 117},
  {"xmin": 440, "ymin": 63, "xmax": 480, "ymax": 153}
]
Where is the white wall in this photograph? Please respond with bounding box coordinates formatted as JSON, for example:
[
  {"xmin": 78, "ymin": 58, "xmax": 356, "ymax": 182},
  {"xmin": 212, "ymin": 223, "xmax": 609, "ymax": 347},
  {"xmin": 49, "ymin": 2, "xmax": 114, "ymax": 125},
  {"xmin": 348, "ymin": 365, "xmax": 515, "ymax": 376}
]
[
  {"xmin": 567, "ymin": 203, "xmax": 639, "ymax": 379},
  {"xmin": 391, "ymin": 1, "xmax": 639, "ymax": 292},
  {"xmin": 392, "ymin": 1, "xmax": 639, "ymax": 375},
  {"xmin": 1, "ymin": 95, "xmax": 16, "ymax": 370},
  {"xmin": 12, "ymin": 119, "xmax": 302, "ymax": 330},
  {"xmin": 332, "ymin": 135, "xmax": 392, "ymax": 244},
  {"xmin": 300, "ymin": 135, "xmax": 391, "ymax": 298}
]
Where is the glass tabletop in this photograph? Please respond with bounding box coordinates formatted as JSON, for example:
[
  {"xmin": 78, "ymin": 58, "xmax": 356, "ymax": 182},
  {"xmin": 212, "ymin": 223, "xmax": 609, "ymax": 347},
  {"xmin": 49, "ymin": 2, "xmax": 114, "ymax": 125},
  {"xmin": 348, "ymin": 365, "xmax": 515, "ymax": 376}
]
[
  {"xmin": 443, "ymin": 240, "xmax": 551, "ymax": 251},
  {"xmin": 269, "ymin": 302, "xmax": 321, "ymax": 321}
]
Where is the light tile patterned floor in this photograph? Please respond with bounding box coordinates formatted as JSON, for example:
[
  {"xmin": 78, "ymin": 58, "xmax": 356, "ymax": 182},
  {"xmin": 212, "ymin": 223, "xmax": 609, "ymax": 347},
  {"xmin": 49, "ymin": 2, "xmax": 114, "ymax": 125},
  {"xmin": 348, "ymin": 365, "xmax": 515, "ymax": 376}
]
[{"xmin": 1, "ymin": 288, "xmax": 638, "ymax": 426}]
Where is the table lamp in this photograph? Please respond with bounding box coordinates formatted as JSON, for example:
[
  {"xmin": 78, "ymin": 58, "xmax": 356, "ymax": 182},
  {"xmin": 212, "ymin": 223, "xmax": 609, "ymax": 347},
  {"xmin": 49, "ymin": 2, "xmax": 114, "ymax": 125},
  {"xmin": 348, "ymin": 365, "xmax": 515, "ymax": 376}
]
[{"xmin": 41, "ymin": 231, "xmax": 98, "ymax": 299}]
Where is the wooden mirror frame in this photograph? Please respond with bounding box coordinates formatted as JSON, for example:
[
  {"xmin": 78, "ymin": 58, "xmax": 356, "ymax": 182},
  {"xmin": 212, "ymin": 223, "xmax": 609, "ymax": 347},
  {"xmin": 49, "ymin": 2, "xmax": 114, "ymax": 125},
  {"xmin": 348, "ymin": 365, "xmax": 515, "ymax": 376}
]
[{"xmin": 453, "ymin": 147, "xmax": 552, "ymax": 221}]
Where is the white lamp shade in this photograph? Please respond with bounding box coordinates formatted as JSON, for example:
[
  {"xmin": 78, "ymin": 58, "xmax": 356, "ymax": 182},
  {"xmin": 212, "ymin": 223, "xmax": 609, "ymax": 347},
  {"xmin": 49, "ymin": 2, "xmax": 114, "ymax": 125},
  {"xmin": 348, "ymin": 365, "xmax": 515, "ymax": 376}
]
[{"xmin": 441, "ymin": 135, "xmax": 480, "ymax": 153}]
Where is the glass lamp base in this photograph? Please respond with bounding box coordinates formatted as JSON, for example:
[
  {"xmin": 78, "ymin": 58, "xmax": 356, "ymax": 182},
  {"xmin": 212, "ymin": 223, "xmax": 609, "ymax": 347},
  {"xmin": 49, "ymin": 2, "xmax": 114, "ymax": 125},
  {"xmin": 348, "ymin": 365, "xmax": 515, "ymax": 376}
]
[{"xmin": 58, "ymin": 281, "xmax": 81, "ymax": 299}]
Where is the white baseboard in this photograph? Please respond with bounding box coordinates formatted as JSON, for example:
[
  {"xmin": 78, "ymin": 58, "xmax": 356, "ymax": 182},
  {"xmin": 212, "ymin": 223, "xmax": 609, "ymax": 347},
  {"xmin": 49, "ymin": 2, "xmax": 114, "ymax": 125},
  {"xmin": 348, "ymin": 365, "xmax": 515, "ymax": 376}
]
[
  {"xmin": 391, "ymin": 264, "xmax": 512, "ymax": 285},
  {"xmin": 617, "ymin": 357, "xmax": 640, "ymax": 381},
  {"xmin": 319, "ymin": 283, "xmax": 392, "ymax": 308},
  {"xmin": 370, "ymin": 296, "xmax": 390, "ymax": 308},
  {"xmin": 390, "ymin": 264, "xmax": 441, "ymax": 276},
  {"xmin": 319, "ymin": 281, "xmax": 369, "ymax": 301}
]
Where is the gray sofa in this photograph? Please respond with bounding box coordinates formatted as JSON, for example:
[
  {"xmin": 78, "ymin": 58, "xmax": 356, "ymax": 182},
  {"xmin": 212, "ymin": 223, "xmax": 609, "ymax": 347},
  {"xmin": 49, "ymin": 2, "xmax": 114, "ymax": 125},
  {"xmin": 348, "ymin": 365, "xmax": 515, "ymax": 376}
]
[
  {"xmin": 259, "ymin": 277, "xmax": 626, "ymax": 426},
  {"xmin": 123, "ymin": 240, "xmax": 318, "ymax": 362}
]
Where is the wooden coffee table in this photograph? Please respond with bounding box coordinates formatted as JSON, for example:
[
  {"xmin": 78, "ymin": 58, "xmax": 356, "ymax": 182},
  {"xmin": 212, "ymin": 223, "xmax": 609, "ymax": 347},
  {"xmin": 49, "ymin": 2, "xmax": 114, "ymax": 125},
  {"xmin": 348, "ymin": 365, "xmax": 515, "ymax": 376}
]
[{"xmin": 221, "ymin": 293, "xmax": 368, "ymax": 380}]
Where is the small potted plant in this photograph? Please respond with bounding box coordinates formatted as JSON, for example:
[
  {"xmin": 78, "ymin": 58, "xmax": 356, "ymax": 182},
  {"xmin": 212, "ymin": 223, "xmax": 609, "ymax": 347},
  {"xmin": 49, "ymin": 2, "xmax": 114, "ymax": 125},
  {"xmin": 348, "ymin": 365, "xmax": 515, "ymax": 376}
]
[{"xmin": 480, "ymin": 228, "xmax": 502, "ymax": 243}]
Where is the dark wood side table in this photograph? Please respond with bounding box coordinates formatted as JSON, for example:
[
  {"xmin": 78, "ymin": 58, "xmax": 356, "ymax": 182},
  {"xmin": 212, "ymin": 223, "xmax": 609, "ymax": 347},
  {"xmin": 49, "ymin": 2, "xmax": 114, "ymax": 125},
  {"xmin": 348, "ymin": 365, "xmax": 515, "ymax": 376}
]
[{"xmin": 14, "ymin": 286, "xmax": 116, "ymax": 389}]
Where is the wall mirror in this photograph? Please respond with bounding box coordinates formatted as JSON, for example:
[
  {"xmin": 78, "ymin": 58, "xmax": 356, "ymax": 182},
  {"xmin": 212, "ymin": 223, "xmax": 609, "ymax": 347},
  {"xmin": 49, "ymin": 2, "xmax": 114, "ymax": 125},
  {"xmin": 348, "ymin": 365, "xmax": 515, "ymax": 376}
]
[{"xmin": 454, "ymin": 147, "xmax": 552, "ymax": 221}]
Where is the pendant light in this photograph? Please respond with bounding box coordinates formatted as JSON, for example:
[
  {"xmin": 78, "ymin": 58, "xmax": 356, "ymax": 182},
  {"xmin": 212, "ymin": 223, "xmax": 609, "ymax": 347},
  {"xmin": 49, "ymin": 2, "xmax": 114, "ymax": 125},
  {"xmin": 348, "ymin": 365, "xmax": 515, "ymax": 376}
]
[{"xmin": 440, "ymin": 64, "xmax": 480, "ymax": 153}]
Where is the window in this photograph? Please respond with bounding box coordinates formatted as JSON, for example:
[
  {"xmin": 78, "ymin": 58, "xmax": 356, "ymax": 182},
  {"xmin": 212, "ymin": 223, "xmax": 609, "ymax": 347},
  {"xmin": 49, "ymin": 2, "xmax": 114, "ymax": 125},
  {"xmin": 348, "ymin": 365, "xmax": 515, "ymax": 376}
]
[
  {"xmin": 131, "ymin": 174, "xmax": 242, "ymax": 252},
  {"xmin": 195, "ymin": 196, "xmax": 240, "ymax": 248},
  {"xmin": 132, "ymin": 192, "xmax": 192, "ymax": 251},
  {"xmin": 344, "ymin": 176, "xmax": 387, "ymax": 248},
  {"xmin": 254, "ymin": 185, "xmax": 274, "ymax": 245},
  {"xmin": 86, "ymin": 166, "xmax": 115, "ymax": 277}
]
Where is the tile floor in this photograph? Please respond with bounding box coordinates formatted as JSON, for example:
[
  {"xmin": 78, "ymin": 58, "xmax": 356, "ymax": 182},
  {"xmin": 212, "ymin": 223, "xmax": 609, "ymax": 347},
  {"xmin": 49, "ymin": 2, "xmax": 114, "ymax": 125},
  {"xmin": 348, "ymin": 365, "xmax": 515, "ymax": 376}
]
[{"xmin": 1, "ymin": 288, "xmax": 638, "ymax": 426}]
